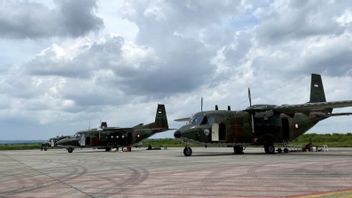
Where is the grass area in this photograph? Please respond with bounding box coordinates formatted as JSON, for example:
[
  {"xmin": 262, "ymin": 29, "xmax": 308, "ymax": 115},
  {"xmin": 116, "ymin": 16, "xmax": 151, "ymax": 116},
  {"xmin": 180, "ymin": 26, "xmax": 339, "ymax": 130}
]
[
  {"xmin": 0, "ymin": 144, "xmax": 42, "ymax": 150},
  {"xmin": 141, "ymin": 138, "xmax": 185, "ymax": 147},
  {"xmin": 292, "ymin": 133, "xmax": 352, "ymax": 147}
]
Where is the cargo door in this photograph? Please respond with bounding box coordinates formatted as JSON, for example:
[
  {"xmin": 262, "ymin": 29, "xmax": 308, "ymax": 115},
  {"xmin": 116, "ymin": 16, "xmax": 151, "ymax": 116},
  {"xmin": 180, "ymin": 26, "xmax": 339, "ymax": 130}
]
[
  {"xmin": 219, "ymin": 123, "xmax": 226, "ymax": 141},
  {"xmin": 282, "ymin": 118, "xmax": 290, "ymax": 141},
  {"xmin": 211, "ymin": 123, "xmax": 219, "ymax": 141},
  {"xmin": 79, "ymin": 134, "xmax": 86, "ymax": 146}
]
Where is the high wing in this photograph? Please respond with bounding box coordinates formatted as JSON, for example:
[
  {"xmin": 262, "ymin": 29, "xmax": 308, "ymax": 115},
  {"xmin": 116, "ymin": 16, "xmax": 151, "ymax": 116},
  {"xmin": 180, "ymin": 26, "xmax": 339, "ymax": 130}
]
[{"xmin": 274, "ymin": 100, "xmax": 352, "ymax": 113}]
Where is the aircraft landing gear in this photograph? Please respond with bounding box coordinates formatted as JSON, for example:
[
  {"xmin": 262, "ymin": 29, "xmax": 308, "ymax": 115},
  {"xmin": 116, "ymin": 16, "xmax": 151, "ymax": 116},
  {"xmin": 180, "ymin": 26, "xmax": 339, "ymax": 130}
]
[
  {"xmin": 277, "ymin": 148, "xmax": 282, "ymax": 154},
  {"xmin": 67, "ymin": 147, "xmax": 74, "ymax": 153},
  {"xmin": 234, "ymin": 145, "xmax": 244, "ymax": 154},
  {"xmin": 183, "ymin": 146, "xmax": 192, "ymax": 156},
  {"xmin": 264, "ymin": 144, "xmax": 275, "ymax": 154},
  {"xmin": 277, "ymin": 147, "xmax": 289, "ymax": 154}
]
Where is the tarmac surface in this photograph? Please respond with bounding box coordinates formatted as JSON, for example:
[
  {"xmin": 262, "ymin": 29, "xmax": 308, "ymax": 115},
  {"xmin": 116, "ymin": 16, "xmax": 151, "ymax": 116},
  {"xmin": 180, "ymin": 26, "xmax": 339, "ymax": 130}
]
[{"xmin": 1, "ymin": 147, "xmax": 352, "ymax": 198}]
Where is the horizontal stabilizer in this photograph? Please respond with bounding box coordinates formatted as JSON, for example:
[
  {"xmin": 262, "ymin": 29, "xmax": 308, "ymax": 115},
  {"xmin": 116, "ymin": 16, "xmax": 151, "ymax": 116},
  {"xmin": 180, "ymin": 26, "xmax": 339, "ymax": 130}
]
[{"xmin": 174, "ymin": 117, "xmax": 191, "ymax": 122}]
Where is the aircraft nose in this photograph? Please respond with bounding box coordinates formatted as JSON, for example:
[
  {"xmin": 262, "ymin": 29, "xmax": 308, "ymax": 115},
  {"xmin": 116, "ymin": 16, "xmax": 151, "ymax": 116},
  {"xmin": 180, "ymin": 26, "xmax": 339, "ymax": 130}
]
[{"xmin": 174, "ymin": 130, "xmax": 182, "ymax": 138}]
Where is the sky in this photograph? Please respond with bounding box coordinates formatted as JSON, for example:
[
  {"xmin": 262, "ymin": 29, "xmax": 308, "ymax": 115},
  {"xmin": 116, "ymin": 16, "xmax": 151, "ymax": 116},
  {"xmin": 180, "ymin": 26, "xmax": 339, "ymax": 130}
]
[{"xmin": 1, "ymin": 0, "xmax": 352, "ymax": 140}]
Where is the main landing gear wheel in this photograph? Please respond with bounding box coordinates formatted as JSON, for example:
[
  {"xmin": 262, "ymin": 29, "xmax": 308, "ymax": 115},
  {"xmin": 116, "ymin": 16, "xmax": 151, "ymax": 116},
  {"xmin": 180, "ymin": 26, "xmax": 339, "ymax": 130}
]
[
  {"xmin": 264, "ymin": 144, "xmax": 275, "ymax": 154},
  {"xmin": 67, "ymin": 148, "xmax": 74, "ymax": 153},
  {"xmin": 277, "ymin": 148, "xmax": 282, "ymax": 154},
  {"xmin": 105, "ymin": 147, "xmax": 111, "ymax": 152},
  {"xmin": 183, "ymin": 146, "xmax": 192, "ymax": 156},
  {"xmin": 234, "ymin": 145, "xmax": 244, "ymax": 154}
]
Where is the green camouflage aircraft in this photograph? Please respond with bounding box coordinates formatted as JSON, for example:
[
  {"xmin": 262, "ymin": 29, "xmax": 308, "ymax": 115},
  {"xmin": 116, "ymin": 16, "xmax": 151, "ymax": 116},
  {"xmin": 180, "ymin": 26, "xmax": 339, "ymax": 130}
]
[
  {"xmin": 57, "ymin": 104, "xmax": 169, "ymax": 153},
  {"xmin": 40, "ymin": 135, "xmax": 70, "ymax": 151},
  {"xmin": 174, "ymin": 74, "xmax": 352, "ymax": 156}
]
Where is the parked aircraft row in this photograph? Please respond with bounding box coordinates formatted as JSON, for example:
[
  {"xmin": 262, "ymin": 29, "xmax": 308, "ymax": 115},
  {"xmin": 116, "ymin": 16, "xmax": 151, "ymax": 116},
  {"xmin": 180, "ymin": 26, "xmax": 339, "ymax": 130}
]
[
  {"xmin": 46, "ymin": 74, "xmax": 352, "ymax": 155},
  {"xmin": 51, "ymin": 104, "xmax": 169, "ymax": 153}
]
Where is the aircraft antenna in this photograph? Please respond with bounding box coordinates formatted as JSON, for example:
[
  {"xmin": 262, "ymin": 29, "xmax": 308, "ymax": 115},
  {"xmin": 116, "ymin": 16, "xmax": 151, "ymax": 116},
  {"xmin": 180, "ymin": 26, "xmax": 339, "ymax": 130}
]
[{"xmin": 248, "ymin": 88, "xmax": 255, "ymax": 134}]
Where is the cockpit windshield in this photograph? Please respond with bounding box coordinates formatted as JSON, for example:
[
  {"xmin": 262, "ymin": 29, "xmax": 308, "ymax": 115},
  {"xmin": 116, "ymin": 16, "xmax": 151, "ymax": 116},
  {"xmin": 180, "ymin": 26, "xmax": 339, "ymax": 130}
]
[
  {"xmin": 74, "ymin": 133, "xmax": 82, "ymax": 137},
  {"xmin": 190, "ymin": 115, "xmax": 203, "ymax": 125}
]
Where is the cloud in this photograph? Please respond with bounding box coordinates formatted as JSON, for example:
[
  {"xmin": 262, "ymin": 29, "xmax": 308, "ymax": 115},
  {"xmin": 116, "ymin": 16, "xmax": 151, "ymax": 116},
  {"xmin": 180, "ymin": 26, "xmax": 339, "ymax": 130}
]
[
  {"xmin": 25, "ymin": 34, "xmax": 216, "ymax": 96},
  {"xmin": 2, "ymin": 0, "xmax": 352, "ymax": 139},
  {"xmin": 255, "ymin": 0, "xmax": 351, "ymax": 44},
  {"xmin": 0, "ymin": 0, "xmax": 103, "ymax": 39}
]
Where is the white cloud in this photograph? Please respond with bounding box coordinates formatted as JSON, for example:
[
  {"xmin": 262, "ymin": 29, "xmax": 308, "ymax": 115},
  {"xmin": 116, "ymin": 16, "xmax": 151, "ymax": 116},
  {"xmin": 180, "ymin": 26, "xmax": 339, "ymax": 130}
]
[
  {"xmin": 0, "ymin": 0, "xmax": 103, "ymax": 39},
  {"xmin": 336, "ymin": 10, "xmax": 352, "ymax": 27},
  {"xmin": 1, "ymin": 0, "xmax": 352, "ymax": 139}
]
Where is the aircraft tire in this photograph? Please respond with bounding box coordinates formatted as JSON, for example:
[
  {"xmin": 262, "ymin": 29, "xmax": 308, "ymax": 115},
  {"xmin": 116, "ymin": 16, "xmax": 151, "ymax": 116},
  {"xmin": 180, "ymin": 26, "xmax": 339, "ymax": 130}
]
[
  {"xmin": 234, "ymin": 145, "xmax": 244, "ymax": 154},
  {"xmin": 183, "ymin": 147, "xmax": 192, "ymax": 156},
  {"xmin": 264, "ymin": 144, "xmax": 275, "ymax": 154},
  {"xmin": 284, "ymin": 148, "xmax": 289, "ymax": 153},
  {"xmin": 67, "ymin": 148, "xmax": 74, "ymax": 153},
  {"xmin": 277, "ymin": 148, "xmax": 282, "ymax": 153}
]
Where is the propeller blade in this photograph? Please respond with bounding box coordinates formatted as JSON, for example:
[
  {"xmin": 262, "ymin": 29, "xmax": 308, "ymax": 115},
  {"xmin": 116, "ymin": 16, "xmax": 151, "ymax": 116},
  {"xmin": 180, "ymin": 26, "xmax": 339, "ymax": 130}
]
[
  {"xmin": 248, "ymin": 88, "xmax": 252, "ymax": 107},
  {"xmin": 201, "ymin": 97, "xmax": 203, "ymax": 112},
  {"xmin": 248, "ymin": 88, "xmax": 255, "ymax": 134}
]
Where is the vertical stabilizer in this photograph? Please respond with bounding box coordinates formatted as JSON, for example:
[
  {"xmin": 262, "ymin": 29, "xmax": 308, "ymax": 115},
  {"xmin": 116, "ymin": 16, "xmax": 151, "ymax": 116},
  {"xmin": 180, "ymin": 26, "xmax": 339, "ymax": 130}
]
[
  {"xmin": 310, "ymin": 74, "xmax": 326, "ymax": 103},
  {"xmin": 155, "ymin": 104, "xmax": 169, "ymax": 130}
]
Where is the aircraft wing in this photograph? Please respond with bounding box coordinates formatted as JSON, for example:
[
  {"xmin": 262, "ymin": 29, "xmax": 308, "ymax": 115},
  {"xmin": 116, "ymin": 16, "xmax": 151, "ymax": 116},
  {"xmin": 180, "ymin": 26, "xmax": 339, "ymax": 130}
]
[
  {"xmin": 328, "ymin": 112, "xmax": 352, "ymax": 116},
  {"xmin": 274, "ymin": 100, "xmax": 352, "ymax": 113}
]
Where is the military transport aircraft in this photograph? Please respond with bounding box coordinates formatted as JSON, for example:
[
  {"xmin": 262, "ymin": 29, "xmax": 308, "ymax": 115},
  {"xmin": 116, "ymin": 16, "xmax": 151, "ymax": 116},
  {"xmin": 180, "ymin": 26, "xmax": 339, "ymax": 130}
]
[
  {"xmin": 57, "ymin": 104, "xmax": 169, "ymax": 153},
  {"xmin": 174, "ymin": 74, "xmax": 352, "ymax": 156},
  {"xmin": 41, "ymin": 135, "xmax": 70, "ymax": 151}
]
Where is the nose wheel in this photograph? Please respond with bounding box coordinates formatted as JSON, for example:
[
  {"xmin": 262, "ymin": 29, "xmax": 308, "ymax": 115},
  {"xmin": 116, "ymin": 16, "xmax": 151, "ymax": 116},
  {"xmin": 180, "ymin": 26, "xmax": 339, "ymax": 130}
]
[
  {"xmin": 264, "ymin": 144, "xmax": 275, "ymax": 154},
  {"xmin": 234, "ymin": 145, "xmax": 244, "ymax": 154},
  {"xmin": 67, "ymin": 147, "xmax": 74, "ymax": 153},
  {"xmin": 183, "ymin": 146, "xmax": 192, "ymax": 156}
]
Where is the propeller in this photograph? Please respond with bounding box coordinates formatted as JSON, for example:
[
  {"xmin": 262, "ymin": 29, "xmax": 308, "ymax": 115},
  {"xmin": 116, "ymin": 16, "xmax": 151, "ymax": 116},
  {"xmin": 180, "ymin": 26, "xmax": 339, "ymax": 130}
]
[
  {"xmin": 201, "ymin": 97, "xmax": 203, "ymax": 112},
  {"xmin": 248, "ymin": 88, "xmax": 252, "ymax": 107},
  {"xmin": 248, "ymin": 88, "xmax": 255, "ymax": 134}
]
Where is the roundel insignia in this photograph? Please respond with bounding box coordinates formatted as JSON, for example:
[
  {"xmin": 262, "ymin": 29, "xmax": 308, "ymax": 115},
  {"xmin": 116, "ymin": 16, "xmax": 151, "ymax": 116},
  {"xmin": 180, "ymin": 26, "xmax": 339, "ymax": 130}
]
[{"xmin": 204, "ymin": 129, "xmax": 210, "ymax": 136}]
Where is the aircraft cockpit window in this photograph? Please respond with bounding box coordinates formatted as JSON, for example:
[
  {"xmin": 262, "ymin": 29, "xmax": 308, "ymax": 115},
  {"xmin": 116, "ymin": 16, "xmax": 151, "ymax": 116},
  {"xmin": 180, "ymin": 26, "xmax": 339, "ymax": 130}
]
[
  {"xmin": 74, "ymin": 133, "xmax": 81, "ymax": 137},
  {"xmin": 200, "ymin": 116, "xmax": 208, "ymax": 125},
  {"xmin": 190, "ymin": 115, "xmax": 204, "ymax": 125}
]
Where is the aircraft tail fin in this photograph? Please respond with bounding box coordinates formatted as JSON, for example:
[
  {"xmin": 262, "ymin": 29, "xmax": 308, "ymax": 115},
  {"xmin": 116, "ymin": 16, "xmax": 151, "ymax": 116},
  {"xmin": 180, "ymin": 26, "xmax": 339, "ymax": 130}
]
[
  {"xmin": 154, "ymin": 104, "xmax": 169, "ymax": 130},
  {"xmin": 310, "ymin": 74, "xmax": 326, "ymax": 103}
]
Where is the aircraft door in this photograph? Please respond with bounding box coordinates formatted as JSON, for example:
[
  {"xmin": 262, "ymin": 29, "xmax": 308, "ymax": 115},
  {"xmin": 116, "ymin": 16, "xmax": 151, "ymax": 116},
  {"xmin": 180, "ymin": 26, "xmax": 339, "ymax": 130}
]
[
  {"xmin": 282, "ymin": 118, "xmax": 290, "ymax": 141},
  {"xmin": 219, "ymin": 123, "xmax": 226, "ymax": 141},
  {"xmin": 211, "ymin": 123, "xmax": 219, "ymax": 141},
  {"xmin": 79, "ymin": 134, "xmax": 86, "ymax": 146}
]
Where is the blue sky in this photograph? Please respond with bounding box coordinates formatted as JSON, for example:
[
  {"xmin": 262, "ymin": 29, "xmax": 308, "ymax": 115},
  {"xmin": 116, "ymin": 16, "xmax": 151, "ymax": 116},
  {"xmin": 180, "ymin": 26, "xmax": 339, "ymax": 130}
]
[{"xmin": 1, "ymin": 0, "xmax": 352, "ymax": 140}]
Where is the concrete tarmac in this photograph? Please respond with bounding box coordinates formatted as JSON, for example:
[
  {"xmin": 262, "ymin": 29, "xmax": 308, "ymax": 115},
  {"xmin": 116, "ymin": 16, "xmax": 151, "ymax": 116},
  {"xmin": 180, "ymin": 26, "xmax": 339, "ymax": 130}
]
[{"xmin": 1, "ymin": 147, "xmax": 352, "ymax": 198}]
